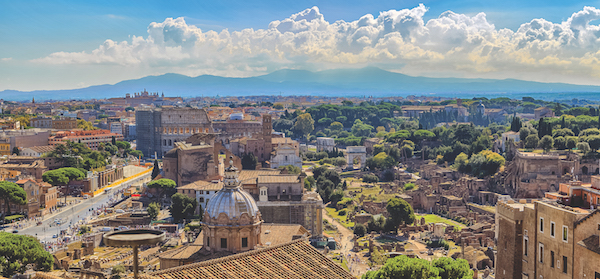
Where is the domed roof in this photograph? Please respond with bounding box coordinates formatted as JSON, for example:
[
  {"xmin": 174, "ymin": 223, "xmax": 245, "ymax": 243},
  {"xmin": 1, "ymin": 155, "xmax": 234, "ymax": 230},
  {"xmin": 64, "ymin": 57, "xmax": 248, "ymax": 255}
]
[
  {"xmin": 205, "ymin": 187, "xmax": 259, "ymax": 220},
  {"xmin": 477, "ymin": 100, "xmax": 485, "ymax": 108},
  {"xmin": 204, "ymin": 157, "xmax": 260, "ymax": 220}
]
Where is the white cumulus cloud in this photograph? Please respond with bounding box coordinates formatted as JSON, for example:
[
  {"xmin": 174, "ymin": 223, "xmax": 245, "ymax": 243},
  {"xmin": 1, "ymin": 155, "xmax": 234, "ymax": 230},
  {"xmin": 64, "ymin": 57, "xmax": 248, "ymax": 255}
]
[{"xmin": 32, "ymin": 4, "xmax": 600, "ymax": 83}]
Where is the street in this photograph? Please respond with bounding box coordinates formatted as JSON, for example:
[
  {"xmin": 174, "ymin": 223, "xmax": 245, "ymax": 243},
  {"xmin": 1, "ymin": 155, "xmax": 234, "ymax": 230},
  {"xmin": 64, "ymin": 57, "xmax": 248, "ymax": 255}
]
[{"xmin": 12, "ymin": 170, "xmax": 151, "ymax": 243}]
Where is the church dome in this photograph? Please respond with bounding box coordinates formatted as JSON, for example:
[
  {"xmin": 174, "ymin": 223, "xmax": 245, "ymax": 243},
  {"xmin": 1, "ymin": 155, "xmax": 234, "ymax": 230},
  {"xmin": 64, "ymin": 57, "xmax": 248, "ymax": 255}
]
[
  {"xmin": 204, "ymin": 158, "xmax": 259, "ymax": 220},
  {"xmin": 205, "ymin": 186, "xmax": 259, "ymax": 220}
]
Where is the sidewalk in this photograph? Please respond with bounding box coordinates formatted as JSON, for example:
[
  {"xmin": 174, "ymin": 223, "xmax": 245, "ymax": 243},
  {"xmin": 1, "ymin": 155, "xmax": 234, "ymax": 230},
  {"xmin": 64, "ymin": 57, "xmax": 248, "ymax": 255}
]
[{"xmin": 4, "ymin": 199, "xmax": 82, "ymax": 232}]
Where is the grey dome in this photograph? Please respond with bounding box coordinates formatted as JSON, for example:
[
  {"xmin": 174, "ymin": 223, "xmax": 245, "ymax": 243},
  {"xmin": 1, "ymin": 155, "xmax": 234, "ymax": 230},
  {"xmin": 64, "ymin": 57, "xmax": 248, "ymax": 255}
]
[{"xmin": 205, "ymin": 187, "xmax": 259, "ymax": 220}]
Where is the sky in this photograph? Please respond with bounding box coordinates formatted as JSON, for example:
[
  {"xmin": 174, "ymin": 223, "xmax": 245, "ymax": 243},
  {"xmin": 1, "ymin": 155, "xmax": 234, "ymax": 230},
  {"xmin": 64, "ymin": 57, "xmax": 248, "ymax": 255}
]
[{"xmin": 2, "ymin": 0, "xmax": 600, "ymax": 91}]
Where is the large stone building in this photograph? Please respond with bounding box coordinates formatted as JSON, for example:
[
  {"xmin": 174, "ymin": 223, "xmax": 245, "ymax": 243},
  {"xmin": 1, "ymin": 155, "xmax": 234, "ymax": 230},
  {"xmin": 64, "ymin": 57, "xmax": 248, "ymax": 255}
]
[
  {"xmin": 136, "ymin": 107, "xmax": 213, "ymax": 157},
  {"xmin": 163, "ymin": 133, "xmax": 239, "ymax": 187},
  {"xmin": 0, "ymin": 129, "xmax": 51, "ymax": 151},
  {"xmin": 496, "ymin": 199, "xmax": 600, "ymax": 279},
  {"xmin": 49, "ymin": 130, "xmax": 123, "ymax": 151},
  {"xmin": 503, "ymin": 151, "xmax": 596, "ymax": 198},
  {"xmin": 227, "ymin": 115, "xmax": 274, "ymax": 164}
]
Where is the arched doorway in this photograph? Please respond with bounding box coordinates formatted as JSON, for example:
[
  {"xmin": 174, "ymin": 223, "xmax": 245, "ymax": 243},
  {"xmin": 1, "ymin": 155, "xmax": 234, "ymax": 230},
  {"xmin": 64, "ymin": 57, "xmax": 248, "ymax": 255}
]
[{"xmin": 582, "ymin": 166, "xmax": 589, "ymax": 175}]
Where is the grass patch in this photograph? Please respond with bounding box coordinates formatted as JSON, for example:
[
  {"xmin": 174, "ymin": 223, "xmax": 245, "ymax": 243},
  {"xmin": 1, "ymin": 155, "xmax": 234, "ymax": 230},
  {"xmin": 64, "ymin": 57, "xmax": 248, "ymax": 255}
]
[
  {"xmin": 347, "ymin": 184, "xmax": 396, "ymax": 203},
  {"xmin": 5, "ymin": 215, "xmax": 24, "ymax": 221},
  {"xmin": 417, "ymin": 214, "xmax": 466, "ymax": 230},
  {"xmin": 325, "ymin": 207, "xmax": 355, "ymax": 229}
]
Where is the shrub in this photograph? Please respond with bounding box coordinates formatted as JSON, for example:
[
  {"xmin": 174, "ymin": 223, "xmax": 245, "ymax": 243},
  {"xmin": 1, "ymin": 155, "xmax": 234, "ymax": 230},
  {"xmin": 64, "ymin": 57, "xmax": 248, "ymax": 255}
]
[
  {"xmin": 426, "ymin": 239, "xmax": 450, "ymax": 250},
  {"xmin": 362, "ymin": 174, "xmax": 379, "ymax": 183},
  {"xmin": 353, "ymin": 223, "xmax": 366, "ymax": 237},
  {"xmin": 338, "ymin": 209, "xmax": 347, "ymax": 216},
  {"xmin": 404, "ymin": 183, "xmax": 415, "ymax": 191}
]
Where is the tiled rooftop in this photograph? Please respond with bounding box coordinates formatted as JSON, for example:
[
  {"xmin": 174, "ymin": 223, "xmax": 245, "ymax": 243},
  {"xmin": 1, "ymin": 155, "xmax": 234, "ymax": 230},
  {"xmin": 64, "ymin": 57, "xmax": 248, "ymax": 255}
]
[
  {"xmin": 149, "ymin": 240, "xmax": 354, "ymax": 279},
  {"xmin": 257, "ymin": 175, "xmax": 300, "ymax": 184}
]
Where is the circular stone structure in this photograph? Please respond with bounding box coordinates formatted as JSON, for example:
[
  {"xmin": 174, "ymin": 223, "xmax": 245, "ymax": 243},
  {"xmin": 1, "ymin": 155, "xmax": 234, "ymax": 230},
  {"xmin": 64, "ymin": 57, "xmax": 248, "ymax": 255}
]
[{"xmin": 103, "ymin": 229, "xmax": 166, "ymax": 279}]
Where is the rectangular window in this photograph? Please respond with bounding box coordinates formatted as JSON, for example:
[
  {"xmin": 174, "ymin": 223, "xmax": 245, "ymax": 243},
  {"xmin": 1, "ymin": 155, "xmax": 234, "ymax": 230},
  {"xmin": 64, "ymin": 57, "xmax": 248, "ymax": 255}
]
[
  {"xmin": 220, "ymin": 238, "xmax": 227, "ymax": 249},
  {"xmin": 563, "ymin": 256, "xmax": 567, "ymax": 273},
  {"xmin": 550, "ymin": 222, "xmax": 555, "ymax": 237},
  {"xmin": 242, "ymin": 237, "xmax": 248, "ymax": 248},
  {"xmin": 540, "ymin": 218, "xmax": 544, "ymax": 233},
  {"xmin": 524, "ymin": 237, "xmax": 529, "ymax": 256},
  {"xmin": 539, "ymin": 243, "xmax": 544, "ymax": 263},
  {"xmin": 550, "ymin": 251, "xmax": 554, "ymax": 268},
  {"xmin": 563, "ymin": 226, "xmax": 568, "ymax": 242}
]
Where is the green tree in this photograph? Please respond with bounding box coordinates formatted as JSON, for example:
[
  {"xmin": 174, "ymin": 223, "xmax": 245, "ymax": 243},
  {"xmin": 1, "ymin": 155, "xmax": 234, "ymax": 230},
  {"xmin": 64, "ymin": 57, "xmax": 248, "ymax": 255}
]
[
  {"xmin": 0, "ymin": 232, "xmax": 53, "ymax": 277},
  {"xmin": 42, "ymin": 167, "xmax": 85, "ymax": 204},
  {"xmin": 538, "ymin": 135, "xmax": 554, "ymax": 152},
  {"xmin": 454, "ymin": 152, "xmax": 469, "ymax": 172},
  {"xmin": 293, "ymin": 113, "xmax": 315, "ymax": 140},
  {"xmin": 241, "ymin": 153, "xmax": 258, "ymax": 170},
  {"xmin": 363, "ymin": 255, "xmax": 439, "ymax": 279},
  {"xmin": 11, "ymin": 147, "xmax": 19, "ymax": 156},
  {"xmin": 554, "ymin": 136, "xmax": 567, "ymax": 150},
  {"xmin": 147, "ymin": 178, "xmax": 177, "ymax": 199},
  {"xmin": 432, "ymin": 257, "xmax": 473, "ymax": 279},
  {"xmin": 554, "ymin": 102, "xmax": 562, "ymax": 116},
  {"xmin": 510, "ymin": 116, "xmax": 522, "ymax": 132},
  {"xmin": 151, "ymin": 160, "xmax": 160, "ymax": 179},
  {"xmin": 329, "ymin": 188, "xmax": 345, "ymax": 205},
  {"xmin": 0, "ymin": 181, "xmax": 26, "ymax": 215},
  {"xmin": 366, "ymin": 152, "xmax": 396, "ymax": 170},
  {"xmin": 585, "ymin": 135, "xmax": 600, "ymax": 151},
  {"xmin": 147, "ymin": 202, "xmax": 161, "ymax": 220},
  {"xmin": 577, "ymin": 142, "xmax": 591, "ymax": 154},
  {"xmin": 353, "ymin": 223, "xmax": 367, "ymax": 237},
  {"xmin": 385, "ymin": 198, "xmax": 415, "ymax": 232},
  {"xmin": 566, "ymin": 136, "xmax": 579, "ymax": 149},
  {"xmin": 525, "ymin": 134, "xmax": 540, "ymax": 149},
  {"xmin": 77, "ymin": 119, "xmax": 97, "ymax": 130},
  {"xmin": 330, "ymin": 121, "xmax": 343, "ymax": 131},
  {"xmin": 170, "ymin": 193, "xmax": 198, "ymax": 222}
]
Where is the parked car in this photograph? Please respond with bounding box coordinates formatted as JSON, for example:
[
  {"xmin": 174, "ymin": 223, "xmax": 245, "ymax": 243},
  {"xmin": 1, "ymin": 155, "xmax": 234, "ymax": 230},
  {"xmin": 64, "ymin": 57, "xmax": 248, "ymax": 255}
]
[
  {"xmin": 12, "ymin": 230, "xmax": 18, "ymax": 233},
  {"xmin": 52, "ymin": 234, "xmax": 58, "ymax": 238}
]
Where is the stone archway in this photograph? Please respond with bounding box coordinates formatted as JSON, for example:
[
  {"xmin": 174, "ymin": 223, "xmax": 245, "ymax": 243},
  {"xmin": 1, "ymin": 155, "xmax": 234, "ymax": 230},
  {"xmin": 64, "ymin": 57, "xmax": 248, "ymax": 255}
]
[
  {"xmin": 346, "ymin": 146, "xmax": 366, "ymax": 170},
  {"xmin": 583, "ymin": 166, "xmax": 589, "ymax": 175}
]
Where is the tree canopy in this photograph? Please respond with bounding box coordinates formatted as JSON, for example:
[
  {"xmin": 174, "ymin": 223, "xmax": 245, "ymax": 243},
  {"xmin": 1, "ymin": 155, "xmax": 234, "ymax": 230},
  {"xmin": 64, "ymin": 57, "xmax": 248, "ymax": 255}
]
[
  {"xmin": 0, "ymin": 232, "xmax": 53, "ymax": 277},
  {"xmin": 362, "ymin": 255, "xmax": 472, "ymax": 279},
  {"xmin": 293, "ymin": 113, "xmax": 315, "ymax": 139},
  {"xmin": 170, "ymin": 193, "xmax": 198, "ymax": 222},
  {"xmin": 0, "ymin": 181, "xmax": 27, "ymax": 215},
  {"xmin": 385, "ymin": 198, "xmax": 415, "ymax": 232}
]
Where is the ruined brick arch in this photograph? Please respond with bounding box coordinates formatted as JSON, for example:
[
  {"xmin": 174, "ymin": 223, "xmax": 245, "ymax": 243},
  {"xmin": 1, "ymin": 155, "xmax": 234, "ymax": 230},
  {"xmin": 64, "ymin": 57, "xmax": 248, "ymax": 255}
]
[{"xmin": 583, "ymin": 166, "xmax": 589, "ymax": 175}]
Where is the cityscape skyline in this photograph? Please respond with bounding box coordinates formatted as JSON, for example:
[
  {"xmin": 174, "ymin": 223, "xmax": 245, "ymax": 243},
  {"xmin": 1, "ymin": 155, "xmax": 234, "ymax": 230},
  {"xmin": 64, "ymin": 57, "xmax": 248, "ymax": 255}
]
[{"xmin": 3, "ymin": 1, "xmax": 600, "ymax": 92}]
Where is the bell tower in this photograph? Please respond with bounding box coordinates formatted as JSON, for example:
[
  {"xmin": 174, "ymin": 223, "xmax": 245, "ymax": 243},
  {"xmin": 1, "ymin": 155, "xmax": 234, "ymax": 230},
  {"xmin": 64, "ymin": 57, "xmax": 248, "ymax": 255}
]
[{"xmin": 262, "ymin": 114, "xmax": 272, "ymax": 162}]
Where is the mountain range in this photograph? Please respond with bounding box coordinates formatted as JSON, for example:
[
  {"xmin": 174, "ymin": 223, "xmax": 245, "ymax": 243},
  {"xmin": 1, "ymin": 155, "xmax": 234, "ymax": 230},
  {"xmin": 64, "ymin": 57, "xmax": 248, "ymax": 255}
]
[{"xmin": 3, "ymin": 67, "xmax": 600, "ymax": 101}]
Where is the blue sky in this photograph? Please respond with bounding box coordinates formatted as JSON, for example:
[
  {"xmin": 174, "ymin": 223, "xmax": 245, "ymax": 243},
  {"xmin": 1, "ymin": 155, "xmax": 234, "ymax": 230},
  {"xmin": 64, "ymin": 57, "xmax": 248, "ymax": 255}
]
[{"xmin": 2, "ymin": 0, "xmax": 600, "ymax": 91}]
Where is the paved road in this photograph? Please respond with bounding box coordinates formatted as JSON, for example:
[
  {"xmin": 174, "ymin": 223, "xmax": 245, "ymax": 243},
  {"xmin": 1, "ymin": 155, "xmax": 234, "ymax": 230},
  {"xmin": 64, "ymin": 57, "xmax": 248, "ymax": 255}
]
[{"xmin": 14, "ymin": 171, "xmax": 151, "ymax": 242}]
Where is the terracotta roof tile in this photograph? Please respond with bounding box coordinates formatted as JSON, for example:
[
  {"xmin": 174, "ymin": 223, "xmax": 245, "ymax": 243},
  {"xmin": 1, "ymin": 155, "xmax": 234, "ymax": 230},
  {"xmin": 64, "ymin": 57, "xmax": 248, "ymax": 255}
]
[
  {"xmin": 257, "ymin": 175, "xmax": 301, "ymax": 184},
  {"xmin": 151, "ymin": 240, "xmax": 354, "ymax": 279},
  {"xmin": 178, "ymin": 180, "xmax": 223, "ymax": 191},
  {"xmin": 238, "ymin": 169, "xmax": 280, "ymax": 183}
]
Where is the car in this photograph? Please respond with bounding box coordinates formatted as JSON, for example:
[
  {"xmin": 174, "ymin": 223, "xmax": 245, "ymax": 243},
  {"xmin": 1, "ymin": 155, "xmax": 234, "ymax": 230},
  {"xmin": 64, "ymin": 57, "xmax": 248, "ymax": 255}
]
[
  {"xmin": 52, "ymin": 234, "xmax": 58, "ymax": 238},
  {"xmin": 11, "ymin": 230, "xmax": 18, "ymax": 233}
]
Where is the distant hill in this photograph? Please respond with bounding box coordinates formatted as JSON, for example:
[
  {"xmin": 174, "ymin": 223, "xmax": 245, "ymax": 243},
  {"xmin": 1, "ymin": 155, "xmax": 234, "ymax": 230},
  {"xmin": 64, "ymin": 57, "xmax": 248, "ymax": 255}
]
[{"xmin": 3, "ymin": 67, "xmax": 600, "ymax": 101}]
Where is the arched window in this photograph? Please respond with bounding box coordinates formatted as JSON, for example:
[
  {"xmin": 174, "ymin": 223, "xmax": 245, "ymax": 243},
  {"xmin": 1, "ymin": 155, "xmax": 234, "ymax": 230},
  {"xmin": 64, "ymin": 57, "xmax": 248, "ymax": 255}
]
[{"xmin": 168, "ymin": 139, "xmax": 172, "ymax": 146}]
